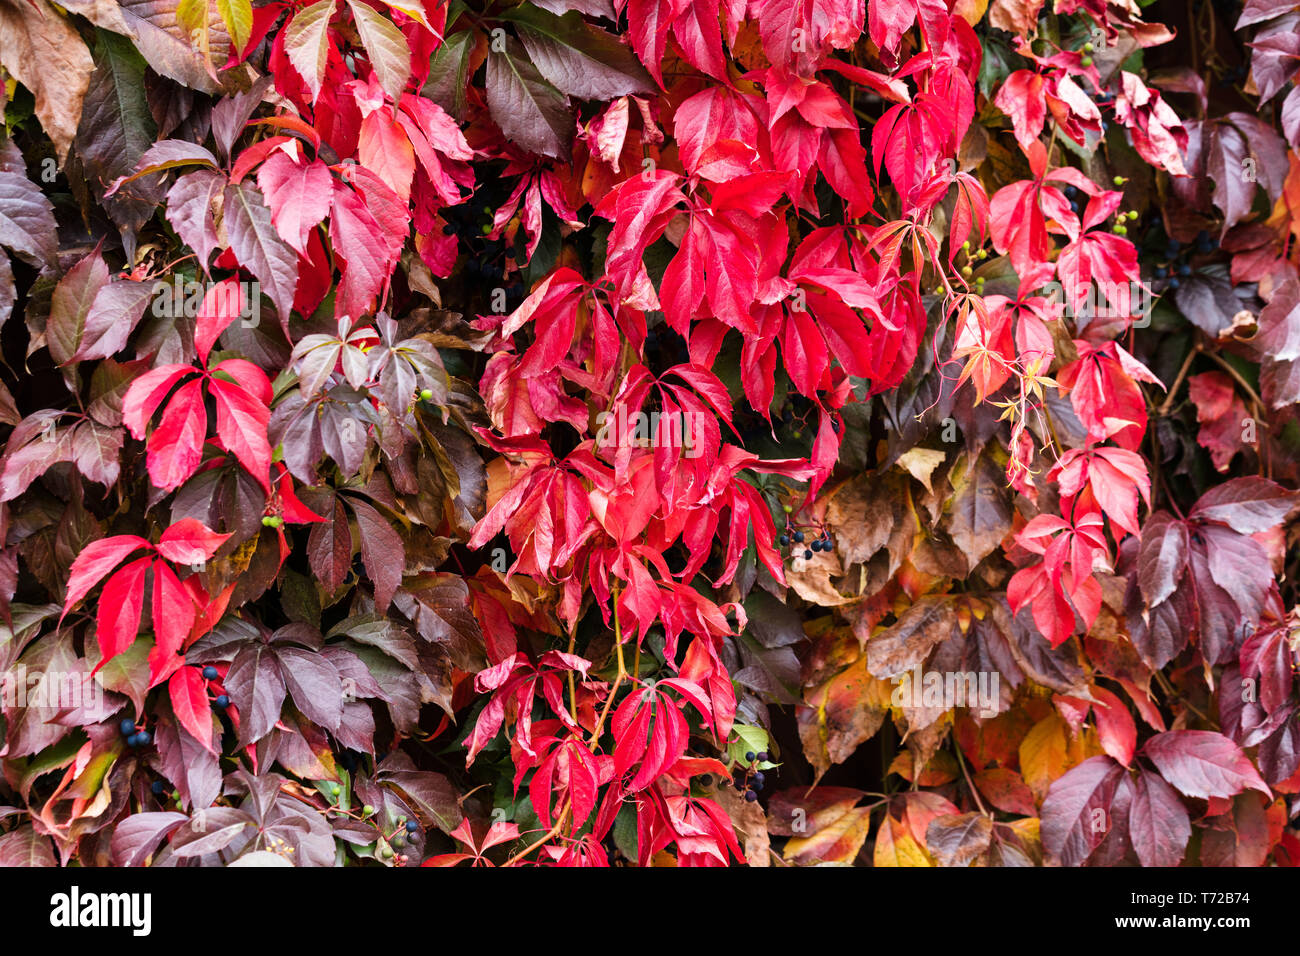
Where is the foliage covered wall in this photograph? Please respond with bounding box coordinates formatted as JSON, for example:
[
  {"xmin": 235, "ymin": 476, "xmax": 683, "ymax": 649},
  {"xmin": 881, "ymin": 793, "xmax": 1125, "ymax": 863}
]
[{"xmin": 0, "ymin": 0, "xmax": 1299, "ymax": 866}]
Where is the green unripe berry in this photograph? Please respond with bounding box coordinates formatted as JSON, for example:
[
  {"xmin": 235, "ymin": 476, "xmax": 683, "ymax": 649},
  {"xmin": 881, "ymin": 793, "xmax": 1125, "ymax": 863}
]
[
  {"xmin": 975, "ymin": 249, "xmax": 987, "ymax": 260},
  {"xmin": 381, "ymin": 846, "xmax": 394, "ymax": 860},
  {"xmin": 792, "ymin": 430, "xmax": 802, "ymax": 439},
  {"xmin": 419, "ymin": 388, "xmax": 434, "ymax": 401},
  {"xmin": 1113, "ymin": 224, "xmax": 1127, "ymax": 235},
  {"xmin": 961, "ymin": 239, "xmax": 971, "ymax": 251},
  {"xmin": 1113, "ymin": 175, "xmax": 1127, "ymax": 186},
  {"xmin": 782, "ymin": 503, "xmax": 793, "ymax": 514},
  {"xmin": 1080, "ymin": 55, "xmax": 1093, "ymax": 67},
  {"xmin": 262, "ymin": 515, "xmax": 282, "ymax": 528},
  {"xmin": 1127, "ymin": 210, "xmax": 1139, "ymax": 221},
  {"xmin": 1082, "ymin": 42, "xmax": 1094, "ymax": 53},
  {"xmin": 362, "ymin": 804, "xmax": 376, "ymax": 817},
  {"xmin": 961, "ymin": 265, "xmax": 973, "ymax": 278}
]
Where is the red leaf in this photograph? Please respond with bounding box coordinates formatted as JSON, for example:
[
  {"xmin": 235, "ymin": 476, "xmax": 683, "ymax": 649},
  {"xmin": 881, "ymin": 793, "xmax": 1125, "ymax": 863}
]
[
  {"xmin": 257, "ymin": 152, "xmax": 333, "ymax": 256},
  {"xmin": 149, "ymin": 560, "xmax": 197, "ymax": 683},
  {"xmin": 168, "ymin": 666, "xmax": 218, "ymax": 755},
  {"xmin": 1141, "ymin": 730, "xmax": 1271, "ymax": 800},
  {"xmin": 194, "ymin": 277, "xmax": 247, "ymax": 366},
  {"xmin": 146, "ymin": 379, "xmax": 208, "ymax": 491},
  {"xmin": 157, "ymin": 518, "xmax": 232, "ymax": 565},
  {"xmin": 122, "ymin": 365, "xmax": 196, "ymax": 440},
  {"xmin": 209, "ymin": 376, "xmax": 272, "ymax": 493},
  {"xmin": 63, "ymin": 534, "xmax": 152, "ymax": 616},
  {"xmin": 95, "ymin": 556, "xmax": 152, "ymax": 667},
  {"xmin": 1091, "ymin": 687, "xmax": 1137, "ymax": 767}
]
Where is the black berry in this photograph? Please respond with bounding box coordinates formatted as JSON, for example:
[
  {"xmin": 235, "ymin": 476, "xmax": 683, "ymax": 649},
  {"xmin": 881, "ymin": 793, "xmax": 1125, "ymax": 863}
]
[
  {"xmin": 119, "ymin": 718, "xmax": 136, "ymax": 736},
  {"xmin": 202, "ymin": 665, "xmax": 218, "ymax": 680}
]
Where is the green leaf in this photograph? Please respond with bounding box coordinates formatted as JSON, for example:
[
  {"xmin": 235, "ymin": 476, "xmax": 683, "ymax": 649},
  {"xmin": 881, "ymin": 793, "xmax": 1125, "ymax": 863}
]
[{"xmin": 729, "ymin": 723, "xmax": 770, "ymax": 764}]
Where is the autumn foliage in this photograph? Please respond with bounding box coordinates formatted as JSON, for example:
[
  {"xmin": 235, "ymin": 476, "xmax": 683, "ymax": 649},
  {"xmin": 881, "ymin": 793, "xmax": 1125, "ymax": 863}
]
[{"xmin": 0, "ymin": 0, "xmax": 1299, "ymax": 868}]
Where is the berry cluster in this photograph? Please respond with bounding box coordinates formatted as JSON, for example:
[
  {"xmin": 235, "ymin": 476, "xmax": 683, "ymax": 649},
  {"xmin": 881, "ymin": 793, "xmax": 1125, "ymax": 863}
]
[
  {"xmin": 778, "ymin": 523, "xmax": 834, "ymax": 561},
  {"xmin": 1151, "ymin": 232, "xmax": 1215, "ymax": 290},
  {"xmin": 380, "ymin": 815, "xmax": 420, "ymax": 865},
  {"xmin": 728, "ymin": 751, "xmax": 772, "ymax": 803},
  {"xmin": 200, "ymin": 664, "xmax": 230, "ymax": 710},
  {"xmin": 118, "ymin": 718, "xmax": 151, "ymax": 749}
]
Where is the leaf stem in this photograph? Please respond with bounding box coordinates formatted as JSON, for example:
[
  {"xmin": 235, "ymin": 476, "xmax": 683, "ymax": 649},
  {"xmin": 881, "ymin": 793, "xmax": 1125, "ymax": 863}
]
[
  {"xmin": 588, "ymin": 591, "xmax": 627, "ymax": 745},
  {"xmin": 503, "ymin": 803, "xmax": 571, "ymax": 867}
]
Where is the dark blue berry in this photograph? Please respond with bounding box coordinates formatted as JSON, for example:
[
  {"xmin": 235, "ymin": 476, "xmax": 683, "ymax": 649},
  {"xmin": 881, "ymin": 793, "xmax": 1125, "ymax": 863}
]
[
  {"xmin": 803, "ymin": 549, "xmax": 813, "ymax": 560},
  {"xmin": 1169, "ymin": 277, "xmax": 1181, "ymax": 289},
  {"xmin": 753, "ymin": 772, "xmax": 765, "ymax": 788},
  {"xmin": 810, "ymin": 539, "xmax": 822, "ymax": 552},
  {"xmin": 119, "ymin": 718, "xmax": 136, "ymax": 736},
  {"xmin": 745, "ymin": 751, "xmax": 756, "ymax": 762},
  {"xmin": 151, "ymin": 780, "xmax": 165, "ymax": 795},
  {"xmin": 1178, "ymin": 263, "xmax": 1191, "ymax": 276},
  {"xmin": 135, "ymin": 731, "xmax": 151, "ymax": 747},
  {"xmin": 214, "ymin": 695, "xmax": 230, "ymax": 709},
  {"xmin": 779, "ymin": 534, "xmax": 789, "ymax": 546},
  {"xmin": 405, "ymin": 819, "xmax": 418, "ymax": 832},
  {"xmin": 757, "ymin": 751, "xmax": 769, "ymax": 761},
  {"xmin": 202, "ymin": 665, "xmax": 218, "ymax": 680},
  {"xmin": 744, "ymin": 790, "xmax": 758, "ymax": 802},
  {"xmin": 793, "ymin": 531, "xmax": 804, "ymax": 543}
]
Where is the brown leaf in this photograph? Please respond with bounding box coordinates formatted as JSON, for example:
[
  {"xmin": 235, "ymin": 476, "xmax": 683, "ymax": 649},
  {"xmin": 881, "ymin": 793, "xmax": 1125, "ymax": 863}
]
[
  {"xmin": 925, "ymin": 812, "xmax": 993, "ymax": 866},
  {"xmin": 0, "ymin": 0, "xmax": 95, "ymax": 164},
  {"xmin": 943, "ymin": 449, "xmax": 1013, "ymax": 572},
  {"xmin": 798, "ymin": 654, "xmax": 888, "ymax": 781},
  {"xmin": 865, "ymin": 596, "xmax": 958, "ymax": 679}
]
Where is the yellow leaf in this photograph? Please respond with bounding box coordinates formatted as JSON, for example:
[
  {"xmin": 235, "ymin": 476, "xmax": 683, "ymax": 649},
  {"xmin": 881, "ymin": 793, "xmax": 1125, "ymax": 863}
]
[
  {"xmin": 873, "ymin": 815, "xmax": 933, "ymax": 867},
  {"xmin": 896, "ymin": 447, "xmax": 946, "ymax": 493},
  {"xmin": 217, "ymin": 0, "xmax": 254, "ymax": 52},
  {"xmin": 1019, "ymin": 712, "xmax": 1068, "ymax": 800}
]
